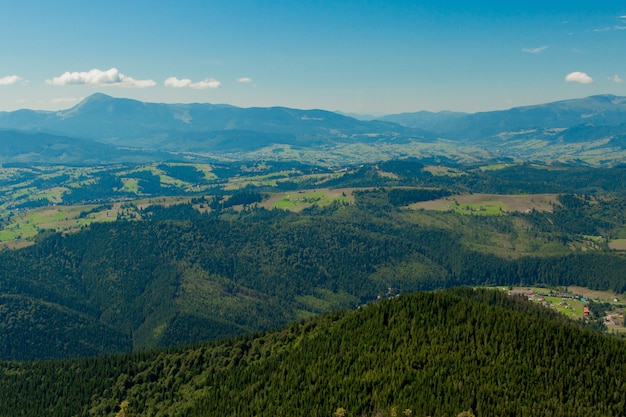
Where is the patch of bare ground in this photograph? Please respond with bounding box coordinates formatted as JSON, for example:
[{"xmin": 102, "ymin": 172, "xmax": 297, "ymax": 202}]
[{"xmin": 609, "ymin": 239, "xmax": 626, "ymax": 251}]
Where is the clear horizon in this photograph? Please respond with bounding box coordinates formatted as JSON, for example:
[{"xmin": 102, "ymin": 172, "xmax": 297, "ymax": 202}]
[{"xmin": 1, "ymin": 1, "xmax": 625, "ymax": 114}]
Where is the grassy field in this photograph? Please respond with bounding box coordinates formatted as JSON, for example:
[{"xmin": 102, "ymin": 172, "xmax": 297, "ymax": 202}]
[
  {"xmin": 0, "ymin": 204, "xmax": 119, "ymax": 248},
  {"xmin": 260, "ymin": 188, "xmax": 353, "ymax": 211},
  {"xmin": 411, "ymin": 193, "xmax": 559, "ymax": 215}
]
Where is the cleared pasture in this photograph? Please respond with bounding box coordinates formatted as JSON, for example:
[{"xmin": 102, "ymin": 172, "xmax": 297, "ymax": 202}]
[
  {"xmin": 0, "ymin": 204, "xmax": 119, "ymax": 248},
  {"xmin": 411, "ymin": 193, "xmax": 559, "ymax": 214},
  {"xmin": 261, "ymin": 188, "xmax": 354, "ymax": 211}
]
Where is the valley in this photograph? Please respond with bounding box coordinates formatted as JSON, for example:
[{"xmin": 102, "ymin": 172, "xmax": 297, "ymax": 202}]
[
  {"xmin": 1, "ymin": 94, "xmax": 626, "ymax": 416},
  {"xmin": 5, "ymin": 0, "xmax": 626, "ymax": 414}
]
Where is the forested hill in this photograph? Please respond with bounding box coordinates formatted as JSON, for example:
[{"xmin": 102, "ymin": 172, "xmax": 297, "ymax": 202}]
[
  {"xmin": 2, "ymin": 202, "xmax": 626, "ymax": 361},
  {"xmin": 2, "ymin": 288, "xmax": 626, "ymax": 417}
]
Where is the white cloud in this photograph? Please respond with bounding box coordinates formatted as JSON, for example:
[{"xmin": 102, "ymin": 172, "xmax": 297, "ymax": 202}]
[
  {"xmin": 164, "ymin": 77, "xmax": 221, "ymax": 89},
  {"xmin": 610, "ymin": 74, "xmax": 623, "ymax": 83},
  {"xmin": 237, "ymin": 77, "xmax": 252, "ymax": 83},
  {"xmin": 522, "ymin": 45, "xmax": 550, "ymax": 54},
  {"xmin": 0, "ymin": 75, "xmax": 21, "ymax": 85},
  {"xmin": 565, "ymin": 71, "xmax": 594, "ymax": 84},
  {"xmin": 164, "ymin": 77, "xmax": 192, "ymax": 88},
  {"xmin": 191, "ymin": 78, "xmax": 221, "ymax": 89},
  {"xmin": 46, "ymin": 68, "xmax": 156, "ymax": 88}
]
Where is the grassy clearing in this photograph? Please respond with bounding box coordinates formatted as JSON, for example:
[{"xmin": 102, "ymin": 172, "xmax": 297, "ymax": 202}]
[
  {"xmin": 411, "ymin": 193, "xmax": 559, "ymax": 214},
  {"xmin": 422, "ymin": 166, "xmax": 465, "ymax": 177},
  {"xmin": 261, "ymin": 189, "xmax": 352, "ymax": 211},
  {"xmin": 224, "ymin": 171, "xmax": 296, "ymax": 190},
  {"xmin": 121, "ymin": 178, "xmax": 140, "ymax": 194},
  {"xmin": 479, "ymin": 163, "xmax": 512, "ymax": 171},
  {"xmin": 0, "ymin": 204, "xmax": 118, "ymax": 248},
  {"xmin": 194, "ymin": 164, "xmax": 218, "ymax": 181}
]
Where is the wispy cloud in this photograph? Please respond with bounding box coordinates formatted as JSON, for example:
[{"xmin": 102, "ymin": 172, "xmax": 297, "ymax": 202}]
[
  {"xmin": 237, "ymin": 77, "xmax": 252, "ymax": 83},
  {"xmin": 522, "ymin": 45, "xmax": 550, "ymax": 54},
  {"xmin": 164, "ymin": 77, "xmax": 221, "ymax": 89},
  {"xmin": 609, "ymin": 74, "xmax": 623, "ymax": 83},
  {"xmin": 0, "ymin": 75, "xmax": 22, "ymax": 85},
  {"xmin": 592, "ymin": 22, "xmax": 626, "ymax": 32},
  {"xmin": 46, "ymin": 68, "xmax": 156, "ymax": 88},
  {"xmin": 565, "ymin": 71, "xmax": 593, "ymax": 84}
]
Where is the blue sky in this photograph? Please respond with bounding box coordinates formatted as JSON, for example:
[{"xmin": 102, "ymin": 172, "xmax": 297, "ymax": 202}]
[{"xmin": 1, "ymin": 0, "xmax": 625, "ymax": 114}]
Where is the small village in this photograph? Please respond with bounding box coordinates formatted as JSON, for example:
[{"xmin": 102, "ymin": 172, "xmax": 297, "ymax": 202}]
[{"xmin": 509, "ymin": 286, "xmax": 626, "ymax": 333}]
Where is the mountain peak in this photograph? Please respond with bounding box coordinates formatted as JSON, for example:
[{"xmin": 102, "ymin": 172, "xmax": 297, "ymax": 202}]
[
  {"xmin": 84, "ymin": 92, "xmax": 114, "ymax": 101},
  {"xmin": 73, "ymin": 93, "xmax": 117, "ymax": 108},
  {"xmin": 61, "ymin": 93, "xmax": 116, "ymax": 115},
  {"xmin": 59, "ymin": 93, "xmax": 148, "ymax": 120}
]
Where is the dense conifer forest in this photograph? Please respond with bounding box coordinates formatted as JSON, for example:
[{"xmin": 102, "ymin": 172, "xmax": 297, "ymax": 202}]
[
  {"xmin": 2, "ymin": 198, "xmax": 626, "ymax": 360},
  {"xmin": 1, "ymin": 289, "xmax": 626, "ymax": 416}
]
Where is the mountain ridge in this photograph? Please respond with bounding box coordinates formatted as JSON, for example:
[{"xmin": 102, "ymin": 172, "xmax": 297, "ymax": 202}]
[
  {"xmin": 380, "ymin": 94, "xmax": 626, "ymax": 139},
  {"xmin": 1, "ymin": 93, "xmax": 626, "ymax": 165},
  {"xmin": 0, "ymin": 93, "xmax": 430, "ymax": 144}
]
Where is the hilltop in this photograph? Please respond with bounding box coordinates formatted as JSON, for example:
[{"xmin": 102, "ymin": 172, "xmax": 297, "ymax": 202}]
[{"xmin": 1, "ymin": 288, "xmax": 625, "ymax": 417}]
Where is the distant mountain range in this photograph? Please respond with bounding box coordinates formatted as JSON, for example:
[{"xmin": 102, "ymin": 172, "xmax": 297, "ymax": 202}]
[
  {"xmin": 1, "ymin": 93, "xmax": 626, "ymax": 165},
  {"xmin": 381, "ymin": 94, "xmax": 626, "ymax": 140},
  {"xmin": 0, "ymin": 93, "xmax": 432, "ymax": 163}
]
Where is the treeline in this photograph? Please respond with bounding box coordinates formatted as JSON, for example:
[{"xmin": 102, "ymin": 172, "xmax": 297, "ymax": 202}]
[
  {"xmin": 1, "ymin": 289, "xmax": 626, "ymax": 416},
  {"xmin": 354, "ymin": 188, "xmax": 453, "ymax": 208}
]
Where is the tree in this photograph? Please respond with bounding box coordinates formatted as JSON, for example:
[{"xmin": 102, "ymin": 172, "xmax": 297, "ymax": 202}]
[
  {"xmin": 115, "ymin": 400, "xmax": 134, "ymax": 417},
  {"xmin": 335, "ymin": 407, "xmax": 347, "ymax": 417}
]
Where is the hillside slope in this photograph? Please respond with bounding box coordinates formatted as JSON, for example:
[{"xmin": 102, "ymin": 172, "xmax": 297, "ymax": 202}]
[
  {"xmin": 1, "ymin": 203, "xmax": 626, "ymax": 361},
  {"xmin": 1, "ymin": 288, "xmax": 625, "ymax": 416}
]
